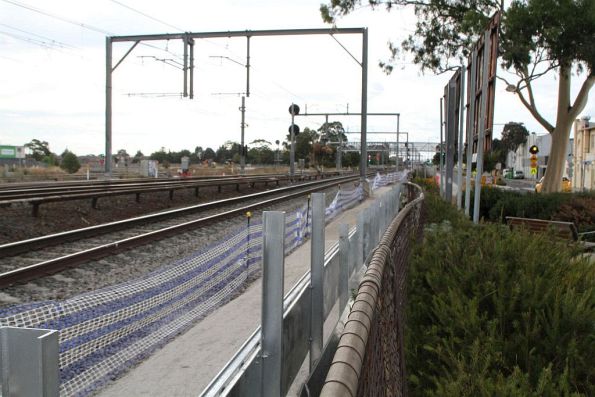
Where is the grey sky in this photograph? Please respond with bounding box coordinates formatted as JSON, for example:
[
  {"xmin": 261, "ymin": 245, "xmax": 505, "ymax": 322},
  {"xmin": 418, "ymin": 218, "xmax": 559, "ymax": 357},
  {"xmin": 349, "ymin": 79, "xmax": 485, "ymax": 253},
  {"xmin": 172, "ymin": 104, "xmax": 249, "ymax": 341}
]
[{"xmin": 0, "ymin": 0, "xmax": 593, "ymax": 157}]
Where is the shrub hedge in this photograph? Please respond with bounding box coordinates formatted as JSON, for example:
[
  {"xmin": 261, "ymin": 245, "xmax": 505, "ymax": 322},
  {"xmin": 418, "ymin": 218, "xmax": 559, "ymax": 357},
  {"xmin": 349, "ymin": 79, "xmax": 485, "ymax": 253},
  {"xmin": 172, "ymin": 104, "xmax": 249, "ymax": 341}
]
[{"xmin": 407, "ymin": 187, "xmax": 595, "ymax": 396}]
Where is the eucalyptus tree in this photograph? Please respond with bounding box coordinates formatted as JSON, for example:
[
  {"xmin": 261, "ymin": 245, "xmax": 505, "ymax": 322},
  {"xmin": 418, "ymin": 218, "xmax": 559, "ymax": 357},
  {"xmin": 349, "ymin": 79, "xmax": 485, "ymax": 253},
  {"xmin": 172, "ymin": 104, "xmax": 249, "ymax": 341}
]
[{"xmin": 321, "ymin": 0, "xmax": 594, "ymax": 192}]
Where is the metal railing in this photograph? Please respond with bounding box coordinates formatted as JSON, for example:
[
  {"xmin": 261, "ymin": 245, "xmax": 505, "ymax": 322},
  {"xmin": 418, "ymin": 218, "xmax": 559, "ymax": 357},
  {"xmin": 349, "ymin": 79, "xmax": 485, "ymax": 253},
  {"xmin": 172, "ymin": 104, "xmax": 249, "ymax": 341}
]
[
  {"xmin": 320, "ymin": 182, "xmax": 424, "ymax": 397},
  {"xmin": 200, "ymin": 183, "xmax": 407, "ymax": 396}
]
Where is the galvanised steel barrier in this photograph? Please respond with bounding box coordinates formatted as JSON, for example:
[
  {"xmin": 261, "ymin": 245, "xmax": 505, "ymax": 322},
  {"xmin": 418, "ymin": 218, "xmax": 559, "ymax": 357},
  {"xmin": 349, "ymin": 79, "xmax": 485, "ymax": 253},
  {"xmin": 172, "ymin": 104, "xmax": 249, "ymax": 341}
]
[
  {"xmin": 201, "ymin": 174, "xmax": 412, "ymax": 396},
  {"xmin": 320, "ymin": 182, "xmax": 424, "ymax": 397}
]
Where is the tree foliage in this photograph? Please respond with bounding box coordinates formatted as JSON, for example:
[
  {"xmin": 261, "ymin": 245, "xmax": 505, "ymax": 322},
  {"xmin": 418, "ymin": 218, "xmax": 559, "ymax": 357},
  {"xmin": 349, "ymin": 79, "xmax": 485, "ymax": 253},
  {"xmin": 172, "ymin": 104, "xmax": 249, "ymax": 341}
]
[
  {"xmin": 132, "ymin": 150, "xmax": 144, "ymax": 164},
  {"xmin": 320, "ymin": 0, "xmax": 594, "ymax": 192},
  {"xmin": 60, "ymin": 150, "xmax": 81, "ymax": 174},
  {"xmin": 500, "ymin": 122, "xmax": 529, "ymax": 152},
  {"xmin": 24, "ymin": 139, "xmax": 51, "ymax": 161}
]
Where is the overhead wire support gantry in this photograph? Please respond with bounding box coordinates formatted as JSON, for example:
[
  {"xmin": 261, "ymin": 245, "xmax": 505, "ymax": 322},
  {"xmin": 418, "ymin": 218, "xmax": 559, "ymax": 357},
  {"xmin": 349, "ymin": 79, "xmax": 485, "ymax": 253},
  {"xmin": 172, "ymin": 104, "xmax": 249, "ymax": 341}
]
[{"xmin": 105, "ymin": 27, "xmax": 369, "ymax": 180}]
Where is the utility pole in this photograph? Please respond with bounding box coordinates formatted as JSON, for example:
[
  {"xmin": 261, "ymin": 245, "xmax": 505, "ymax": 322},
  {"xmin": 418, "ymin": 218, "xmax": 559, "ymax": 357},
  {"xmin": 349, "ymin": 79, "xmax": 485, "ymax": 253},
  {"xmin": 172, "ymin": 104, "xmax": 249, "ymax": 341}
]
[{"xmin": 240, "ymin": 96, "xmax": 246, "ymax": 175}]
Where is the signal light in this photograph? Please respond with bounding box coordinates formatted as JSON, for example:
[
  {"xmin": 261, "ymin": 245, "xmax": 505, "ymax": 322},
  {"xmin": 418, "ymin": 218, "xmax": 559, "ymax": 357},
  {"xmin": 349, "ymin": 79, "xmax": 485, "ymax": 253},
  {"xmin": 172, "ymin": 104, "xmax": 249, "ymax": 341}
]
[
  {"xmin": 529, "ymin": 145, "xmax": 539, "ymax": 154},
  {"xmin": 288, "ymin": 104, "xmax": 300, "ymax": 116},
  {"xmin": 288, "ymin": 124, "xmax": 300, "ymax": 135}
]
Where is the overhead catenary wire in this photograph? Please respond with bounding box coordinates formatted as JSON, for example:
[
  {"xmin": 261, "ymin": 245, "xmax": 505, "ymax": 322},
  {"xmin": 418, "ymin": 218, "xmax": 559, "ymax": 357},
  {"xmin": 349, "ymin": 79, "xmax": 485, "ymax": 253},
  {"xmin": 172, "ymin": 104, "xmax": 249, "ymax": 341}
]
[
  {"xmin": 0, "ymin": 29, "xmax": 73, "ymax": 52},
  {"xmin": 0, "ymin": 22, "xmax": 77, "ymax": 49},
  {"xmin": 107, "ymin": 0, "xmax": 186, "ymax": 32},
  {"xmin": 0, "ymin": 0, "xmax": 183, "ymax": 60}
]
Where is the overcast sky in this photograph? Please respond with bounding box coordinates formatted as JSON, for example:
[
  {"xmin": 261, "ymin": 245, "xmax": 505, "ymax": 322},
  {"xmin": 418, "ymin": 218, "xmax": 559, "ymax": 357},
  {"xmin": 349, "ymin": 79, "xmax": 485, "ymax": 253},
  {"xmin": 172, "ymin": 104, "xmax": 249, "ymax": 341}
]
[{"xmin": 0, "ymin": 0, "xmax": 593, "ymax": 158}]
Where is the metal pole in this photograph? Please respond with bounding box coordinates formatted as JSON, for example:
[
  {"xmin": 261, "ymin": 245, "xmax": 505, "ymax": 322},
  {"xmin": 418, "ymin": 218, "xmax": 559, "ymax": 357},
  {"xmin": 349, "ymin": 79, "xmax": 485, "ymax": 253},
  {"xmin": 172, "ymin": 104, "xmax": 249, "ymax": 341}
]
[
  {"xmin": 465, "ymin": 54, "xmax": 477, "ymax": 216},
  {"xmin": 310, "ymin": 193, "xmax": 325, "ymax": 371},
  {"xmin": 240, "ymin": 96, "xmax": 246, "ymax": 175},
  {"xmin": 456, "ymin": 66, "xmax": 466, "ymax": 209},
  {"xmin": 360, "ymin": 28, "xmax": 368, "ymax": 182},
  {"xmin": 183, "ymin": 35, "xmax": 188, "ymax": 98},
  {"xmin": 189, "ymin": 39, "xmax": 194, "ymax": 99},
  {"xmin": 396, "ymin": 115, "xmax": 400, "ymax": 171},
  {"xmin": 396, "ymin": 130, "xmax": 400, "ymax": 171},
  {"xmin": 1, "ymin": 327, "xmax": 60, "ymax": 397},
  {"xmin": 339, "ymin": 223, "xmax": 349, "ymax": 313},
  {"xmin": 105, "ymin": 37, "xmax": 112, "ymax": 177},
  {"xmin": 473, "ymin": 31, "xmax": 491, "ymax": 224},
  {"xmin": 439, "ymin": 97, "xmax": 444, "ymax": 197},
  {"xmin": 261, "ymin": 211, "xmax": 285, "ymax": 397},
  {"xmin": 445, "ymin": 81, "xmax": 456, "ymax": 202},
  {"xmin": 290, "ymin": 109, "xmax": 295, "ymax": 177},
  {"xmin": 246, "ymin": 36, "xmax": 251, "ymax": 97},
  {"xmin": 357, "ymin": 211, "xmax": 365, "ymax": 265}
]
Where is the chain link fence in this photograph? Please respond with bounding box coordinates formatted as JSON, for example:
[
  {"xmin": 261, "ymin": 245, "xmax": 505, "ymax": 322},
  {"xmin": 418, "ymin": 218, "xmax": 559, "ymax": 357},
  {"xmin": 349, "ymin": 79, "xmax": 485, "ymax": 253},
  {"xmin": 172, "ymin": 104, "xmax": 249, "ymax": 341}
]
[{"xmin": 321, "ymin": 182, "xmax": 424, "ymax": 397}]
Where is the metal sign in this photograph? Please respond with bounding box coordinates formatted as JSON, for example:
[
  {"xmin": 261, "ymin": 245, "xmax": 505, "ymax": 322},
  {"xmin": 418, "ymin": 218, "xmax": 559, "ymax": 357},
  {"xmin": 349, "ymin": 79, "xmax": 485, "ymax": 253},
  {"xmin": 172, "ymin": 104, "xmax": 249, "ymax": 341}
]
[
  {"xmin": 0, "ymin": 145, "xmax": 25, "ymax": 159},
  {"xmin": 465, "ymin": 12, "xmax": 501, "ymax": 155}
]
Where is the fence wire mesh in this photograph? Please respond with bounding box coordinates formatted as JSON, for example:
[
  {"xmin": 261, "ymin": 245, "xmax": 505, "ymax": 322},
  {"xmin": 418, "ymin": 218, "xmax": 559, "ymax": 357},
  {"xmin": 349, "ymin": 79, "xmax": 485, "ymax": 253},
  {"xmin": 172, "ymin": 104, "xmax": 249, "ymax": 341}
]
[
  {"xmin": 0, "ymin": 172, "xmax": 407, "ymax": 397},
  {"xmin": 321, "ymin": 182, "xmax": 424, "ymax": 397}
]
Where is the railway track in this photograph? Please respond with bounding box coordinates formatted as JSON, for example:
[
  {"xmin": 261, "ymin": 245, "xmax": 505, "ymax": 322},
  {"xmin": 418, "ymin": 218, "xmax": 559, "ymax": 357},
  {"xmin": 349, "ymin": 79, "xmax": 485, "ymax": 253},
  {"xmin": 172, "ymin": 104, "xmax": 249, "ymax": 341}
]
[
  {"xmin": 0, "ymin": 172, "xmax": 343, "ymax": 216},
  {"xmin": 0, "ymin": 174, "xmax": 360, "ymax": 289}
]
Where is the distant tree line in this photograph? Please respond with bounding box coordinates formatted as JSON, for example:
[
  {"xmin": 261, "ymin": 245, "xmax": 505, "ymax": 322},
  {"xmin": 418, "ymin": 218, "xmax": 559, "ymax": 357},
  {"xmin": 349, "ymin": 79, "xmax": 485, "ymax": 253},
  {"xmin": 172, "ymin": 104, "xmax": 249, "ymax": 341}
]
[
  {"xmin": 24, "ymin": 139, "xmax": 80, "ymax": 173},
  {"xmin": 23, "ymin": 121, "xmax": 362, "ymax": 174}
]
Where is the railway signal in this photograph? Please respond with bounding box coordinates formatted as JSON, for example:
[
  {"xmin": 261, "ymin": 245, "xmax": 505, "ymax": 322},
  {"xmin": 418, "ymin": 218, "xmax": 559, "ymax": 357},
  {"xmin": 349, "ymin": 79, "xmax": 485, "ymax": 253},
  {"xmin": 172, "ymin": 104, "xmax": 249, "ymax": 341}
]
[
  {"xmin": 288, "ymin": 124, "xmax": 300, "ymax": 135},
  {"xmin": 288, "ymin": 103, "xmax": 301, "ymax": 176}
]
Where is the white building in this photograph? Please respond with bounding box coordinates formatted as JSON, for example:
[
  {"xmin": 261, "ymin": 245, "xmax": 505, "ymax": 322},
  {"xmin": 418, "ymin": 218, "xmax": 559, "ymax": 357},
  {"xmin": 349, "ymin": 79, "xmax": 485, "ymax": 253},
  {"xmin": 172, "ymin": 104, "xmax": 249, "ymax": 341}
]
[
  {"xmin": 507, "ymin": 133, "xmax": 573, "ymax": 181},
  {"xmin": 572, "ymin": 117, "xmax": 595, "ymax": 191}
]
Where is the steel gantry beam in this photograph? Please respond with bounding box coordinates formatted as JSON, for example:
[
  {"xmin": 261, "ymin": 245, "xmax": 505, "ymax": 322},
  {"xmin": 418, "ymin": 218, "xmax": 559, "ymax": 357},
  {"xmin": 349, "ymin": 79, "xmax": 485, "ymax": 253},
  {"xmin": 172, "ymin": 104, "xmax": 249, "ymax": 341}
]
[
  {"xmin": 105, "ymin": 28, "xmax": 368, "ymax": 180},
  {"xmin": 294, "ymin": 111, "xmax": 400, "ymax": 171}
]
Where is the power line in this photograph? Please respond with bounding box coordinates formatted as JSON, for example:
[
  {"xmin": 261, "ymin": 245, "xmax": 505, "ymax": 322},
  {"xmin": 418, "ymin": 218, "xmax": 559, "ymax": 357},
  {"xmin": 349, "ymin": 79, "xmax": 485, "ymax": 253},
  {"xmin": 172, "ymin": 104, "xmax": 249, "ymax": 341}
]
[
  {"xmin": 0, "ymin": 22, "xmax": 77, "ymax": 49},
  {"xmin": 107, "ymin": 0, "xmax": 185, "ymax": 32},
  {"xmin": 1, "ymin": 0, "xmax": 110, "ymax": 35},
  {"xmin": 0, "ymin": 29, "xmax": 66, "ymax": 50},
  {"xmin": 1, "ymin": 0, "xmax": 182, "ymax": 59}
]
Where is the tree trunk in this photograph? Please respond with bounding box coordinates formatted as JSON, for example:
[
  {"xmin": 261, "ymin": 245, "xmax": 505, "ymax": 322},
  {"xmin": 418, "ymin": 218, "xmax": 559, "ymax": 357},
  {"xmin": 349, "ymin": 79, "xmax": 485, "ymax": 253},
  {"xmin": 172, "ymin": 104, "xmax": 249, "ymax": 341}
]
[{"xmin": 541, "ymin": 66, "xmax": 572, "ymax": 193}]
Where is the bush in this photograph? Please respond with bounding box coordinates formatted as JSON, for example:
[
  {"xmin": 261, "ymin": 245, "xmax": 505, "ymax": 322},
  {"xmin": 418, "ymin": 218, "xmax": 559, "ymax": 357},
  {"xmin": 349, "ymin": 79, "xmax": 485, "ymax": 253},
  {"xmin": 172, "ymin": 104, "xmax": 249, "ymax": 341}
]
[
  {"xmin": 407, "ymin": 193, "xmax": 595, "ymax": 396},
  {"xmin": 468, "ymin": 188, "xmax": 594, "ymax": 232},
  {"xmin": 60, "ymin": 151, "xmax": 81, "ymax": 174}
]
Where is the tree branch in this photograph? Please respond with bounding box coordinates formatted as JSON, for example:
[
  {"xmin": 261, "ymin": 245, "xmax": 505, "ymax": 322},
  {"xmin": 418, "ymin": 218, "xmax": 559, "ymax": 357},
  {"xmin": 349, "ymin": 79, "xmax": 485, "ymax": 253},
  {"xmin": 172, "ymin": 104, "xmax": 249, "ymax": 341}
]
[
  {"xmin": 516, "ymin": 86, "xmax": 555, "ymax": 133},
  {"xmin": 568, "ymin": 74, "xmax": 595, "ymax": 121}
]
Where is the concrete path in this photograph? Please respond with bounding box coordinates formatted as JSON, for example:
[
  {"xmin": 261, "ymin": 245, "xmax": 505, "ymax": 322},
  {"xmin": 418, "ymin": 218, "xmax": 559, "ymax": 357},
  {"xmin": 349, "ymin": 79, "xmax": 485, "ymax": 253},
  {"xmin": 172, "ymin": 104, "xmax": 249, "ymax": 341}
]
[{"xmin": 97, "ymin": 188, "xmax": 391, "ymax": 397}]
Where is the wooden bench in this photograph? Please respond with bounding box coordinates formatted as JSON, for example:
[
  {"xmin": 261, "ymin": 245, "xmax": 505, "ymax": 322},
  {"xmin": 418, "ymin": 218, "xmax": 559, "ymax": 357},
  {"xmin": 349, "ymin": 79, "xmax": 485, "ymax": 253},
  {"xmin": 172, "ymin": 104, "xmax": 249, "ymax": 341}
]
[{"xmin": 506, "ymin": 216, "xmax": 595, "ymax": 251}]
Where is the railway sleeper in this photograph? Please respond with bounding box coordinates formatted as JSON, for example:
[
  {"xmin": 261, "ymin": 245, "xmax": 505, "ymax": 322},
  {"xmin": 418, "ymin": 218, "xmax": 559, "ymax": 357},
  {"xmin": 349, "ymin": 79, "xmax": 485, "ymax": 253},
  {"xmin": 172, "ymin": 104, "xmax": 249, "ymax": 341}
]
[
  {"xmin": 32, "ymin": 202, "xmax": 40, "ymax": 217},
  {"xmin": 136, "ymin": 192, "xmax": 141, "ymax": 203},
  {"xmin": 92, "ymin": 197, "xmax": 99, "ymax": 209},
  {"xmin": 194, "ymin": 187, "xmax": 199, "ymax": 197},
  {"xmin": 236, "ymin": 183, "xmax": 240, "ymax": 192},
  {"xmin": 169, "ymin": 189, "xmax": 174, "ymax": 200}
]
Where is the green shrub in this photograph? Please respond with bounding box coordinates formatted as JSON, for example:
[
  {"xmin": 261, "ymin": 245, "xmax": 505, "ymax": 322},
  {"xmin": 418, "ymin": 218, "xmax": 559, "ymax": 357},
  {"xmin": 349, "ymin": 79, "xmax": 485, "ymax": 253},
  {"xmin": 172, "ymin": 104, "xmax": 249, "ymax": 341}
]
[
  {"xmin": 60, "ymin": 151, "xmax": 81, "ymax": 174},
  {"xmin": 407, "ymin": 212, "xmax": 595, "ymax": 395},
  {"xmin": 468, "ymin": 187, "xmax": 595, "ymax": 231}
]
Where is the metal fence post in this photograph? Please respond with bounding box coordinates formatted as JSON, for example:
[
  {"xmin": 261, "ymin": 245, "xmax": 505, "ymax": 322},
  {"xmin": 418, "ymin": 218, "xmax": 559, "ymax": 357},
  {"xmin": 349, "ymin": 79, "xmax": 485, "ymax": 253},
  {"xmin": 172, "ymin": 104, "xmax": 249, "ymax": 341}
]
[
  {"xmin": 339, "ymin": 223, "xmax": 350, "ymax": 313},
  {"xmin": 261, "ymin": 211, "xmax": 285, "ymax": 397},
  {"xmin": 310, "ymin": 193, "xmax": 325, "ymax": 370},
  {"xmin": 0, "ymin": 326, "xmax": 59, "ymax": 397},
  {"xmin": 362, "ymin": 207, "xmax": 371, "ymax": 262}
]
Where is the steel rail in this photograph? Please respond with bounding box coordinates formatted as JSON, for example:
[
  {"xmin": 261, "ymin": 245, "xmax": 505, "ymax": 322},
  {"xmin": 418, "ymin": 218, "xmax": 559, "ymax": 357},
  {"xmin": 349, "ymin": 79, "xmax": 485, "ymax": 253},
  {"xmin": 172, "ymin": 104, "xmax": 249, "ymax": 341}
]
[
  {"xmin": 0, "ymin": 175, "xmax": 287, "ymax": 200},
  {"xmin": 0, "ymin": 171, "xmax": 342, "ymax": 194},
  {"xmin": 0, "ymin": 175, "xmax": 361, "ymax": 287},
  {"xmin": 1, "ymin": 174, "xmax": 345, "ymax": 217}
]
